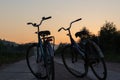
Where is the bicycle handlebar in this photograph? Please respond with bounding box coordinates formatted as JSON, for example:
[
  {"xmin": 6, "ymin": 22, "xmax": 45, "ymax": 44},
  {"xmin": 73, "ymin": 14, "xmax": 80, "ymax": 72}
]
[
  {"xmin": 27, "ymin": 22, "xmax": 38, "ymax": 27},
  {"xmin": 71, "ymin": 18, "xmax": 82, "ymax": 24},
  {"xmin": 58, "ymin": 27, "xmax": 67, "ymax": 32},
  {"xmin": 27, "ymin": 22, "xmax": 32, "ymax": 25},
  {"xmin": 58, "ymin": 18, "xmax": 82, "ymax": 32},
  {"xmin": 42, "ymin": 16, "xmax": 52, "ymax": 20},
  {"xmin": 27, "ymin": 16, "xmax": 52, "ymax": 27}
]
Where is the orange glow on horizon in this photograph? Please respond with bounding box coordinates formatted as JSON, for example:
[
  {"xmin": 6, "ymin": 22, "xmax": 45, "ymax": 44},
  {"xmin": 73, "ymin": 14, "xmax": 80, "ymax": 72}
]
[{"xmin": 0, "ymin": 0, "xmax": 120, "ymax": 44}]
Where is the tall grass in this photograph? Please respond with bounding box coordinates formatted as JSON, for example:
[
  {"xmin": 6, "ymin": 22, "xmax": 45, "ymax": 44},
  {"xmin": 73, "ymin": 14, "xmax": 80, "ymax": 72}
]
[
  {"xmin": 0, "ymin": 44, "xmax": 28, "ymax": 66},
  {"xmin": 55, "ymin": 44, "xmax": 120, "ymax": 63},
  {"xmin": 104, "ymin": 51, "xmax": 120, "ymax": 63},
  {"xmin": 0, "ymin": 51, "xmax": 26, "ymax": 66}
]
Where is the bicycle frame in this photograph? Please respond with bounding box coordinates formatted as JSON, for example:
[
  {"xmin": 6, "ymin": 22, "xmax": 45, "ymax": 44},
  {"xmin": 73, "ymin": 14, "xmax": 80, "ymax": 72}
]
[
  {"xmin": 58, "ymin": 18, "xmax": 85, "ymax": 57},
  {"xmin": 27, "ymin": 16, "xmax": 54, "ymax": 61}
]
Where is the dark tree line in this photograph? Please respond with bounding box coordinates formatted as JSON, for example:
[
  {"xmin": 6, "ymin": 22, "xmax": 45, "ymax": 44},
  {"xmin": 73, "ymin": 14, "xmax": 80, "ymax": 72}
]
[
  {"xmin": 78, "ymin": 21, "xmax": 120, "ymax": 55},
  {"xmin": 0, "ymin": 40, "xmax": 31, "ymax": 65},
  {"xmin": 99, "ymin": 21, "xmax": 120, "ymax": 54}
]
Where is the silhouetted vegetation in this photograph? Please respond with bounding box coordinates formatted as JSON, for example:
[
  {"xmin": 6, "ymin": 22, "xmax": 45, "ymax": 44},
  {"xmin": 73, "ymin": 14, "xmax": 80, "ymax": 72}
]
[
  {"xmin": 55, "ymin": 43, "xmax": 66, "ymax": 56},
  {"xmin": 0, "ymin": 39, "xmax": 30, "ymax": 66},
  {"xmin": 99, "ymin": 21, "xmax": 119, "ymax": 52},
  {"xmin": 99, "ymin": 21, "xmax": 120, "ymax": 62},
  {"xmin": 78, "ymin": 22, "xmax": 120, "ymax": 62}
]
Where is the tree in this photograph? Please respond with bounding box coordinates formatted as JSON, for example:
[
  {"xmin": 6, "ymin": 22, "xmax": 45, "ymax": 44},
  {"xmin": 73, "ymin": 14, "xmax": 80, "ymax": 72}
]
[
  {"xmin": 99, "ymin": 21, "xmax": 116, "ymax": 38},
  {"xmin": 113, "ymin": 31, "xmax": 120, "ymax": 52},
  {"xmin": 99, "ymin": 21, "xmax": 118, "ymax": 53}
]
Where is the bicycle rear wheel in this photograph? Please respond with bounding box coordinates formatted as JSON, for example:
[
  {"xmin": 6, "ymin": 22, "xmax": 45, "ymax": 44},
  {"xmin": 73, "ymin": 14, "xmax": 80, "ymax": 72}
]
[
  {"xmin": 86, "ymin": 41, "xmax": 107, "ymax": 80},
  {"xmin": 26, "ymin": 43, "xmax": 47, "ymax": 79},
  {"xmin": 62, "ymin": 45, "xmax": 88, "ymax": 77}
]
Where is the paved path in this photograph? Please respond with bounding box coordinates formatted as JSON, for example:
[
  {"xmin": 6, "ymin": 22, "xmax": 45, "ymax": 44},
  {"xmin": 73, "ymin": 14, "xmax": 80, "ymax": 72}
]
[
  {"xmin": 0, "ymin": 59, "xmax": 90, "ymax": 80},
  {"xmin": 0, "ymin": 57, "xmax": 120, "ymax": 80},
  {"xmin": 0, "ymin": 60, "xmax": 35, "ymax": 80},
  {"xmin": 55, "ymin": 57, "xmax": 120, "ymax": 80}
]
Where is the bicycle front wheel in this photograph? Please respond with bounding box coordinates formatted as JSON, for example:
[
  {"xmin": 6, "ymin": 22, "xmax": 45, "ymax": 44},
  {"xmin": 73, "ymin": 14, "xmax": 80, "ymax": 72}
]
[
  {"xmin": 86, "ymin": 41, "xmax": 107, "ymax": 80},
  {"xmin": 62, "ymin": 45, "xmax": 88, "ymax": 77},
  {"xmin": 44, "ymin": 43, "xmax": 55, "ymax": 80},
  {"xmin": 26, "ymin": 43, "xmax": 47, "ymax": 79}
]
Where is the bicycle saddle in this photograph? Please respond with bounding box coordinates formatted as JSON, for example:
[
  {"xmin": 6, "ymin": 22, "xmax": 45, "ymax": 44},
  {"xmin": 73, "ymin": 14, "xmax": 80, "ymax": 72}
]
[
  {"xmin": 75, "ymin": 30, "xmax": 89, "ymax": 38},
  {"xmin": 38, "ymin": 30, "xmax": 51, "ymax": 37}
]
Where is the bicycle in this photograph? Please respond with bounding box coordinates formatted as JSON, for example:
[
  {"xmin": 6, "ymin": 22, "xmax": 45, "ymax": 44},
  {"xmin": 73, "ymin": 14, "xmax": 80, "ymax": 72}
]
[
  {"xmin": 58, "ymin": 18, "xmax": 107, "ymax": 80},
  {"xmin": 26, "ymin": 16, "xmax": 55, "ymax": 80}
]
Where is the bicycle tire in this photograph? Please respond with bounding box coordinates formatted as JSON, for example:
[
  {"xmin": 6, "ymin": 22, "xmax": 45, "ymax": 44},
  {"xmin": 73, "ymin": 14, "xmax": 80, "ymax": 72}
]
[
  {"xmin": 61, "ymin": 45, "xmax": 88, "ymax": 78},
  {"xmin": 86, "ymin": 41, "xmax": 107, "ymax": 80},
  {"xmin": 44, "ymin": 43, "xmax": 55, "ymax": 80},
  {"xmin": 26, "ymin": 43, "xmax": 47, "ymax": 79}
]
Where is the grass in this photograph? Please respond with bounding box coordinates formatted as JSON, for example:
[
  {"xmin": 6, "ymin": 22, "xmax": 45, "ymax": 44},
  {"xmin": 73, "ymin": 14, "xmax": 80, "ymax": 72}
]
[
  {"xmin": 104, "ymin": 51, "xmax": 120, "ymax": 63},
  {"xmin": 0, "ymin": 51, "xmax": 26, "ymax": 66},
  {"xmin": 55, "ymin": 46, "xmax": 120, "ymax": 63}
]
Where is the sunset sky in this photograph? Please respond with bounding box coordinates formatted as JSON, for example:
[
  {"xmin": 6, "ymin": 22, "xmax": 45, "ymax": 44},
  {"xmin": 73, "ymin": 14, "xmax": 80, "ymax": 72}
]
[{"xmin": 0, "ymin": 0, "xmax": 120, "ymax": 44}]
